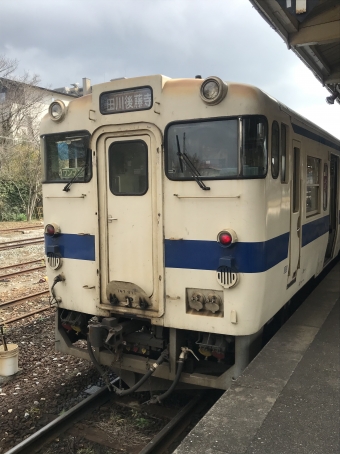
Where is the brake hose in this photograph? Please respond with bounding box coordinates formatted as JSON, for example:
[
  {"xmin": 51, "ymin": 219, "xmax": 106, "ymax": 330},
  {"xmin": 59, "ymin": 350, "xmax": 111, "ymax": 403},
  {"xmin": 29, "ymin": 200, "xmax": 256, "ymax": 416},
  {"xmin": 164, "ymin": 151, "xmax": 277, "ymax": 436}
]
[
  {"xmin": 147, "ymin": 348, "xmax": 187, "ymax": 404},
  {"xmin": 113, "ymin": 348, "xmax": 169, "ymax": 396},
  {"xmin": 87, "ymin": 335, "xmax": 169, "ymax": 395},
  {"xmin": 87, "ymin": 336, "xmax": 113, "ymax": 390}
]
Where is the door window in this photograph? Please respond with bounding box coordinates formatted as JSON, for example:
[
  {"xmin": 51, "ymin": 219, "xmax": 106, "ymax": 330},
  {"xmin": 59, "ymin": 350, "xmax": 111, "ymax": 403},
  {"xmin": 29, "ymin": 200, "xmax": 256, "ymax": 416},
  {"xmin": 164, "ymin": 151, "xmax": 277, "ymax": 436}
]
[
  {"xmin": 108, "ymin": 140, "xmax": 148, "ymax": 195},
  {"xmin": 281, "ymin": 124, "xmax": 287, "ymax": 183},
  {"xmin": 293, "ymin": 147, "xmax": 300, "ymax": 213},
  {"xmin": 323, "ymin": 163, "xmax": 328, "ymax": 211},
  {"xmin": 306, "ymin": 156, "xmax": 321, "ymax": 215}
]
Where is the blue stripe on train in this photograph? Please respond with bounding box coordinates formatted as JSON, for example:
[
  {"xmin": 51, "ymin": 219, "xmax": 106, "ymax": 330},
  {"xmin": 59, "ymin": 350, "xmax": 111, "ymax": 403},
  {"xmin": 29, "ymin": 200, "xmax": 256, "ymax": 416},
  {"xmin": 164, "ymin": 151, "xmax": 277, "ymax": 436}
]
[
  {"xmin": 292, "ymin": 123, "xmax": 340, "ymax": 151},
  {"xmin": 165, "ymin": 233, "xmax": 290, "ymax": 273},
  {"xmin": 165, "ymin": 215, "xmax": 330, "ymax": 272},
  {"xmin": 44, "ymin": 215, "xmax": 330, "ymax": 267},
  {"xmin": 45, "ymin": 233, "xmax": 95, "ymax": 261},
  {"xmin": 302, "ymin": 215, "xmax": 330, "ymax": 247}
]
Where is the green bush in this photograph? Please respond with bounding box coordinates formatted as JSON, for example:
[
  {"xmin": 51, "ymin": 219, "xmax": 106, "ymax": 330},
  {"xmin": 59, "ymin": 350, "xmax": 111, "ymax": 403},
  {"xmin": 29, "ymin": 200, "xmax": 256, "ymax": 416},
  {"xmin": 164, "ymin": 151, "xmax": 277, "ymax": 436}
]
[{"xmin": 0, "ymin": 180, "xmax": 28, "ymax": 221}]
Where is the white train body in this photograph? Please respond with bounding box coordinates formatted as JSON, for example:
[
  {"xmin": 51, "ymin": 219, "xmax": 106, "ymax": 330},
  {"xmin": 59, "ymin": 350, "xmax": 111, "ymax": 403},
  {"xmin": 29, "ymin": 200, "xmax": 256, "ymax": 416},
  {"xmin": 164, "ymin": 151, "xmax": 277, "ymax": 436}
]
[{"xmin": 41, "ymin": 75, "xmax": 340, "ymax": 390}]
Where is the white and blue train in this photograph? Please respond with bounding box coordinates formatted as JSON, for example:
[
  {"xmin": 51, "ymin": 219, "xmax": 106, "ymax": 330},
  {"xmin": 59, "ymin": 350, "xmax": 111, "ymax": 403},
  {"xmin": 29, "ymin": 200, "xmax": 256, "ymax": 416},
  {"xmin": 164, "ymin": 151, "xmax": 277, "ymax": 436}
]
[{"xmin": 41, "ymin": 75, "xmax": 340, "ymax": 392}]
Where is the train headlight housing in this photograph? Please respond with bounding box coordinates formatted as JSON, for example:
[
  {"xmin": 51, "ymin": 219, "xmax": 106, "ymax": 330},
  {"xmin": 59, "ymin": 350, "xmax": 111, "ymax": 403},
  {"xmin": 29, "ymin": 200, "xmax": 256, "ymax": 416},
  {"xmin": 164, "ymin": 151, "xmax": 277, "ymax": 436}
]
[
  {"xmin": 45, "ymin": 223, "xmax": 61, "ymax": 237},
  {"xmin": 49, "ymin": 100, "xmax": 66, "ymax": 121},
  {"xmin": 200, "ymin": 76, "xmax": 228, "ymax": 105},
  {"xmin": 217, "ymin": 229, "xmax": 237, "ymax": 247}
]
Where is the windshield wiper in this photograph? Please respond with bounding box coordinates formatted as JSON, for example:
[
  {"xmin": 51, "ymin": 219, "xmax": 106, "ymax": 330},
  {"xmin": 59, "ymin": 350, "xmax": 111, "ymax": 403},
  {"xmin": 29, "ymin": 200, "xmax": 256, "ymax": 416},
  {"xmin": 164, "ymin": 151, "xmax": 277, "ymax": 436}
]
[
  {"xmin": 176, "ymin": 134, "xmax": 210, "ymax": 191},
  {"xmin": 62, "ymin": 165, "xmax": 87, "ymax": 192},
  {"xmin": 63, "ymin": 148, "xmax": 90, "ymax": 192}
]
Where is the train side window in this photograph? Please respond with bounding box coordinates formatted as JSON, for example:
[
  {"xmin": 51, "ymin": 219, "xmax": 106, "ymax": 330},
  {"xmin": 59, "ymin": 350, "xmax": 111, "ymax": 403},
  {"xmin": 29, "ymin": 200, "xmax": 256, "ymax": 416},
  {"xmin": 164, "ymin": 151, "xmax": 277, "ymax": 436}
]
[
  {"xmin": 108, "ymin": 140, "xmax": 148, "ymax": 196},
  {"xmin": 306, "ymin": 156, "xmax": 321, "ymax": 216},
  {"xmin": 323, "ymin": 163, "xmax": 328, "ymax": 211},
  {"xmin": 271, "ymin": 121, "xmax": 280, "ymax": 179},
  {"xmin": 242, "ymin": 116, "xmax": 268, "ymax": 177},
  {"xmin": 293, "ymin": 147, "xmax": 300, "ymax": 213},
  {"xmin": 43, "ymin": 132, "xmax": 91, "ymax": 183},
  {"xmin": 281, "ymin": 124, "xmax": 287, "ymax": 183}
]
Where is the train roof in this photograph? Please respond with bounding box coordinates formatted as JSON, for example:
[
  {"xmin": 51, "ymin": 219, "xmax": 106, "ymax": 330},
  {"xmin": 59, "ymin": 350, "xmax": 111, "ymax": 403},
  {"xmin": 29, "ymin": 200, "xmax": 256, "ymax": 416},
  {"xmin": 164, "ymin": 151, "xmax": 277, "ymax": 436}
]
[{"xmin": 42, "ymin": 75, "xmax": 340, "ymax": 148}]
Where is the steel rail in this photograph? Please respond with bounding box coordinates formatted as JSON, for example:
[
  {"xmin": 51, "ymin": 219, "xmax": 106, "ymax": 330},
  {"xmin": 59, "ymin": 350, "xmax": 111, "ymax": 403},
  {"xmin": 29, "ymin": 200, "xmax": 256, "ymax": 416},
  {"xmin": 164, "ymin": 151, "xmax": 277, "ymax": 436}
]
[
  {"xmin": 0, "ymin": 225, "xmax": 43, "ymax": 233},
  {"xmin": 138, "ymin": 394, "xmax": 203, "ymax": 454},
  {"xmin": 0, "ymin": 265, "xmax": 46, "ymax": 280},
  {"xmin": 4, "ymin": 385, "xmax": 202, "ymax": 454},
  {"xmin": 0, "ymin": 258, "xmax": 44, "ymax": 272},
  {"xmin": 0, "ymin": 290, "xmax": 49, "ymax": 309},
  {"xmin": 4, "ymin": 385, "xmax": 112, "ymax": 454},
  {"xmin": 0, "ymin": 236, "xmax": 44, "ymax": 245},
  {"xmin": 0, "ymin": 239, "xmax": 44, "ymax": 251},
  {"xmin": 3, "ymin": 306, "xmax": 50, "ymax": 325}
]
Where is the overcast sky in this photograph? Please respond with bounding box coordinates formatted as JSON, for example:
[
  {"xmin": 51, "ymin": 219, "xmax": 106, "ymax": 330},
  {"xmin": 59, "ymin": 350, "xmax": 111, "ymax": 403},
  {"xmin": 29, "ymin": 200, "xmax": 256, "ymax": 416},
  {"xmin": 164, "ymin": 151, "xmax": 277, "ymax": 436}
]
[{"xmin": 1, "ymin": 0, "xmax": 339, "ymax": 138}]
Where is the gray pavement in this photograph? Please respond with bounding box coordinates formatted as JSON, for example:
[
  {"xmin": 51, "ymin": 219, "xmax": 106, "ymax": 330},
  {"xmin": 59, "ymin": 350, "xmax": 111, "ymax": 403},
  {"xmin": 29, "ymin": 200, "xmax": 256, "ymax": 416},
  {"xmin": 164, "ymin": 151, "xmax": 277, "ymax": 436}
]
[{"xmin": 174, "ymin": 262, "xmax": 340, "ymax": 454}]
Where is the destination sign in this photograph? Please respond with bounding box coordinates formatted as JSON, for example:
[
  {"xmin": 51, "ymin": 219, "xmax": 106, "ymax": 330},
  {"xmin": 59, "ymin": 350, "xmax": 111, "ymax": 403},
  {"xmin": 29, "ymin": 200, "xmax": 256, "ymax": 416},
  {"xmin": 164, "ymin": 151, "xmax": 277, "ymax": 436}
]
[{"xmin": 100, "ymin": 87, "xmax": 153, "ymax": 114}]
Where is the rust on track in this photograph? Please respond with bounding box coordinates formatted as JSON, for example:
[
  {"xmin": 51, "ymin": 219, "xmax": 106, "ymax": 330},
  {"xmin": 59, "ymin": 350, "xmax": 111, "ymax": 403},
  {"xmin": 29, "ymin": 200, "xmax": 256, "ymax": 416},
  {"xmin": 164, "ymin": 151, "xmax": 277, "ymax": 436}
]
[
  {"xmin": 0, "ymin": 290, "xmax": 49, "ymax": 309},
  {"xmin": 3, "ymin": 306, "xmax": 50, "ymax": 325},
  {"xmin": 1, "ymin": 236, "xmax": 44, "ymax": 245},
  {"xmin": 0, "ymin": 265, "xmax": 46, "ymax": 280},
  {"xmin": 0, "ymin": 258, "xmax": 44, "ymax": 272},
  {"xmin": 0, "ymin": 225, "xmax": 43, "ymax": 233},
  {"xmin": 0, "ymin": 238, "xmax": 44, "ymax": 251}
]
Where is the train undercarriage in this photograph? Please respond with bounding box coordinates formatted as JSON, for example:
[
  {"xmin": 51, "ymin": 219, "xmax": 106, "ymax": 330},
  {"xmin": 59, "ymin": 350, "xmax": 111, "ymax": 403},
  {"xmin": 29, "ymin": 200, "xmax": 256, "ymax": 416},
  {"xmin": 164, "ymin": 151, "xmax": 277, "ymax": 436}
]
[{"xmin": 55, "ymin": 308, "xmax": 263, "ymax": 392}]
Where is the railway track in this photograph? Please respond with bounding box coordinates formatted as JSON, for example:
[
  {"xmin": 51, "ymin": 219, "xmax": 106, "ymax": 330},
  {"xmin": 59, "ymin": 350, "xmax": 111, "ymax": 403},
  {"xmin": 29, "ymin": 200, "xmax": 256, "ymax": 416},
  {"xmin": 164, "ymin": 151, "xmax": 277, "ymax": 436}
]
[
  {"xmin": 0, "ymin": 290, "xmax": 50, "ymax": 325},
  {"xmin": 0, "ymin": 225, "xmax": 43, "ymax": 233},
  {"xmin": 2, "ymin": 305, "xmax": 51, "ymax": 325},
  {"xmin": 0, "ymin": 290, "xmax": 50, "ymax": 310},
  {"xmin": 0, "ymin": 258, "xmax": 49, "ymax": 324},
  {"xmin": 0, "ymin": 236, "xmax": 44, "ymax": 251},
  {"xmin": 0, "ymin": 258, "xmax": 44, "ymax": 272},
  {"xmin": 0, "ymin": 264, "xmax": 46, "ymax": 280},
  {"xmin": 4, "ymin": 387, "xmax": 215, "ymax": 454}
]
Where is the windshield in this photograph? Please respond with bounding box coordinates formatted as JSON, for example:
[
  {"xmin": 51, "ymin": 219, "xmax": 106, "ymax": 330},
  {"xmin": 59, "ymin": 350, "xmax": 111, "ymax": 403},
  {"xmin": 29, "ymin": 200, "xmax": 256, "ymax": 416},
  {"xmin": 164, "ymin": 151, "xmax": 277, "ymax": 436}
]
[
  {"xmin": 166, "ymin": 119, "xmax": 238, "ymax": 179},
  {"xmin": 165, "ymin": 116, "xmax": 267, "ymax": 180},
  {"xmin": 43, "ymin": 132, "xmax": 91, "ymax": 183}
]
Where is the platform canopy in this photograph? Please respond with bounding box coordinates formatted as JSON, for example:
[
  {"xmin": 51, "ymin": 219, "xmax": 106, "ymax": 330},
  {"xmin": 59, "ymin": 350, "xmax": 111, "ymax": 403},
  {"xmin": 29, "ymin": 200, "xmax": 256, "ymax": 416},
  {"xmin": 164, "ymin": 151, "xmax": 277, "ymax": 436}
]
[{"xmin": 249, "ymin": 0, "xmax": 340, "ymax": 104}]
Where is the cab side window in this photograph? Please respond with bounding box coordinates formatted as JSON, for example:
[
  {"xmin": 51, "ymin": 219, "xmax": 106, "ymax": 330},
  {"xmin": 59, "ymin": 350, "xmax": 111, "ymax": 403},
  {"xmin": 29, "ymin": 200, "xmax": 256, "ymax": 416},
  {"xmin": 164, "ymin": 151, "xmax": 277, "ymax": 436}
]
[{"xmin": 271, "ymin": 121, "xmax": 280, "ymax": 179}]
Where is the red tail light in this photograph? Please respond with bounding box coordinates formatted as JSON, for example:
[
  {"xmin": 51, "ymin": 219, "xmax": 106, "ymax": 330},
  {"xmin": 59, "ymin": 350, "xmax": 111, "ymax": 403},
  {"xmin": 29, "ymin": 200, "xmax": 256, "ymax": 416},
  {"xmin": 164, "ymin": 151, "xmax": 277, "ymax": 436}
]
[
  {"xmin": 217, "ymin": 229, "xmax": 237, "ymax": 247},
  {"xmin": 219, "ymin": 232, "xmax": 232, "ymax": 245},
  {"xmin": 45, "ymin": 224, "xmax": 55, "ymax": 236},
  {"xmin": 44, "ymin": 223, "xmax": 60, "ymax": 237}
]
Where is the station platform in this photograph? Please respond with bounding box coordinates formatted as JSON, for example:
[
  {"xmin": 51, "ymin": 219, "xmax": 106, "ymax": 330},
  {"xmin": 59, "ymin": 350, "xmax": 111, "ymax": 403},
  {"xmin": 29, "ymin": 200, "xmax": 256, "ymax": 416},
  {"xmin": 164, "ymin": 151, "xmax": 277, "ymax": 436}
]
[{"xmin": 174, "ymin": 261, "xmax": 340, "ymax": 454}]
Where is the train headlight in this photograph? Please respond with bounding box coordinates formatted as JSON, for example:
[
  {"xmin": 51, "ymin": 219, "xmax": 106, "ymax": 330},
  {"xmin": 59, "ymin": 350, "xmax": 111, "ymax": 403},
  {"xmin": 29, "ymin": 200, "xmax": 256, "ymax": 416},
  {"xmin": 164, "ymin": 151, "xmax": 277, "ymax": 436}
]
[
  {"xmin": 45, "ymin": 223, "xmax": 61, "ymax": 237},
  {"xmin": 49, "ymin": 100, "xmax": 66, "ymax": 121},
  {"xmin": 200, "ymin": 77, "xmax": 228, "ymax": 105},
  {"xmin": 217, "ymin": 229, "xmax": 237, "ymax": 246}
]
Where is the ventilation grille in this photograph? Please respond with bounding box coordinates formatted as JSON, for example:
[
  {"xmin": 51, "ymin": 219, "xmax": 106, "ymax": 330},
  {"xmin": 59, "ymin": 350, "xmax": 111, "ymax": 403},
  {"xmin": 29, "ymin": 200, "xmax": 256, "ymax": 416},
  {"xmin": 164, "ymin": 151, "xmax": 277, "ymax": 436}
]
[
  {"xmin": 217, "ymin": 266, "xmax": 238, "ymax": 289},
  {"xmin": 47, "ymin": 253, "xmax": 62, "ymax": 270}
]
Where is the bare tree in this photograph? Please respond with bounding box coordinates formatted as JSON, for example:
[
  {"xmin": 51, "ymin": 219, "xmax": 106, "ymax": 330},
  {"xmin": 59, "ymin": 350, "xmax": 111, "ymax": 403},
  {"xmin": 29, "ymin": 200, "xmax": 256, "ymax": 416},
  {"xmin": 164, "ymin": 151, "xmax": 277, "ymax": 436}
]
[
  {"xmin": 0, "ymin": 55, "xmax": 18, "ymax": 79},
  {"xmin": 5, "ymin": 140, "xmax": 41, "ymax": 221},
  {"xmin": 0, "ymin": 70, "xmax": 43, "ymax": 149},
  {"xmin": 0, "ymin": 55, "xmax": 45, "ymax": 220}
]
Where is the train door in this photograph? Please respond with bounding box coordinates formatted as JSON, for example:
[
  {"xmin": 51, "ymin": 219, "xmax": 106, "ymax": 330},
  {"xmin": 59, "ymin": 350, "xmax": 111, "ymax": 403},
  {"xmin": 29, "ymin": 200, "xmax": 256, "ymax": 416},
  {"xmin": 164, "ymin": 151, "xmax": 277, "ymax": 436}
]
[
  {"xmin": 325, "ymin": 154, "xmax": 339, "ymax": 261},
  {"xmin": 288, "ymin": 141, "xmax": 301, "ymax": 286},
  {"xmin": 105, "ymin": 135, "xmax": 154, "ymax": 295},
  {"xmin": 96, "ymin": 126, "xmax": 164, "ymax": 317}
]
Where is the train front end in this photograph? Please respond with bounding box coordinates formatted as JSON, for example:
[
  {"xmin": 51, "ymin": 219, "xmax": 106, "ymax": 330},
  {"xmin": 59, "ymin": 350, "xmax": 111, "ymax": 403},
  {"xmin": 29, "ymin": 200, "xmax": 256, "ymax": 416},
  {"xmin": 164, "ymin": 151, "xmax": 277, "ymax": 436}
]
[{"xmin": 41, "ymin": 75, "xmax": 277, "ymax": 391}]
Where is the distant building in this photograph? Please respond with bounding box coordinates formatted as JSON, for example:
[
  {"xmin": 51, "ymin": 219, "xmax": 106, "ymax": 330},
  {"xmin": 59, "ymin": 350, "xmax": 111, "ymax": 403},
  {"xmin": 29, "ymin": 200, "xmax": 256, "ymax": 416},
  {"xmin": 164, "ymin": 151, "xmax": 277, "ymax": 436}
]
[{"xmin": 0, "ymin": 78, "xmax": 80, "ymax": 143}]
